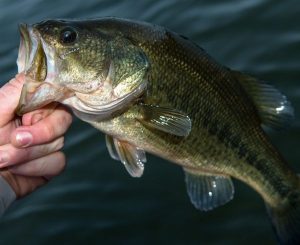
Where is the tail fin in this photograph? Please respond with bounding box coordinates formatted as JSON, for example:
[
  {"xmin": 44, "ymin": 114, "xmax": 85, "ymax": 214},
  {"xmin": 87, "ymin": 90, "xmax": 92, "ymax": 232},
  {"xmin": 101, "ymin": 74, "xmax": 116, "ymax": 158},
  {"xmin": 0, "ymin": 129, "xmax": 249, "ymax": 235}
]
[{"xmin": 266, "ymin": 191, "xmax": 300, "ymax": 245}]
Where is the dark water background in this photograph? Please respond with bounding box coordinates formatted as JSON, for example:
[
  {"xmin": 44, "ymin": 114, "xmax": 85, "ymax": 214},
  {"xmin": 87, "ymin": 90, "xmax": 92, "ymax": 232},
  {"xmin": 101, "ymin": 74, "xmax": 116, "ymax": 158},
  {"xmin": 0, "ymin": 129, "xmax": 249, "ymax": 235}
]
[{"xmin": 0, "ymin": 0, "xmax": 300, "ymax": 244}]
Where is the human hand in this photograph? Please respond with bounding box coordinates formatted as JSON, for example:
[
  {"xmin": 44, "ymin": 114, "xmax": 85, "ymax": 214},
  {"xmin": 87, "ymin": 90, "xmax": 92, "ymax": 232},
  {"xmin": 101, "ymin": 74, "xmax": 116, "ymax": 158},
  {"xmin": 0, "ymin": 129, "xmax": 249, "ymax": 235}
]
[{"xmin": 0, "ymin": 73, "xmax": 72, "ymax": 198}]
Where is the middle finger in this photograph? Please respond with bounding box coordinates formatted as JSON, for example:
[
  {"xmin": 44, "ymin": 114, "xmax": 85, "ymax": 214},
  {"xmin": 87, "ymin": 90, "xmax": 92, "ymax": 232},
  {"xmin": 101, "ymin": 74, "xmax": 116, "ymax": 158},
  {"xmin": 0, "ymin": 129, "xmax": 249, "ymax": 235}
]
[{"xmin": 0, "ymin": 137, "xmax": 64, "ymax": 168}]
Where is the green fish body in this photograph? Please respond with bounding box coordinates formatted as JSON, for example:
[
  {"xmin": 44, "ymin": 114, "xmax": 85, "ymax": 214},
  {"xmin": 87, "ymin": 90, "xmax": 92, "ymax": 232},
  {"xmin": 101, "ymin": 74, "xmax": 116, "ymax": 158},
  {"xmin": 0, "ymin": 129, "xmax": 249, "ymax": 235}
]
[{"xmin": 16, "ymin": 18, "xmax": 300, "ymax": 244}]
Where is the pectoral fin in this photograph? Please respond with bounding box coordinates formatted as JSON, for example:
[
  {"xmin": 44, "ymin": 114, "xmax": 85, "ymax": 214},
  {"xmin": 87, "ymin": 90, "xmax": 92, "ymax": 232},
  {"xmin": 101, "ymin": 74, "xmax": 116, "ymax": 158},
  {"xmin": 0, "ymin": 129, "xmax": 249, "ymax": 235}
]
[
  {"xmin": 137, "ymin": 104, "xmax": 192, "ymax": 137},
  {"xmin": 109, "ymin": 137, "xmax": 146, "ymax": 178},
  {"xmin": 184, "ymin": 168, "xmax": 234, "ymax": 211}
]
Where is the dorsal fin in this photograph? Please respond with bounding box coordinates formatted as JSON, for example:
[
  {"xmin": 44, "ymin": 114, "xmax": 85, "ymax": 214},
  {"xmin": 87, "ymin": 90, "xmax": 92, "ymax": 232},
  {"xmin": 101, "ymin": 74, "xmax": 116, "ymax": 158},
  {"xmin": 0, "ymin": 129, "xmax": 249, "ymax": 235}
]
[{"xmin": 232, "ymin": 71, "xmax": 294, "ymax": 130}]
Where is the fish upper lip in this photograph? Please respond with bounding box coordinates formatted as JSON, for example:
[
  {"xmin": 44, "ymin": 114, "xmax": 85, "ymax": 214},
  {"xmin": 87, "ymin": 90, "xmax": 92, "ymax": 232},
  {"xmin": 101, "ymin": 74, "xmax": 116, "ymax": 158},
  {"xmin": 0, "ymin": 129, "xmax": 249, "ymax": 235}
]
[
  {"xmin": 17, "ymin": 23, "xmax": 48, "ymax": 78},
  {"xmin": 17, "ymin": 23, "xmax": 30, "ymax": 73}
]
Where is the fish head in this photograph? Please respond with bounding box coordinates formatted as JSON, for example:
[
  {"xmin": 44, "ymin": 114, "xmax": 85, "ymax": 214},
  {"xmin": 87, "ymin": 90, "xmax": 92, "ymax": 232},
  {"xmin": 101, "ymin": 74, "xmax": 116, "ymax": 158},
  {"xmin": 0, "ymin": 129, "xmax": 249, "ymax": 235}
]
[{"xmin": 16, "ymin": 19, "xmax": 149, "ymax": 121}]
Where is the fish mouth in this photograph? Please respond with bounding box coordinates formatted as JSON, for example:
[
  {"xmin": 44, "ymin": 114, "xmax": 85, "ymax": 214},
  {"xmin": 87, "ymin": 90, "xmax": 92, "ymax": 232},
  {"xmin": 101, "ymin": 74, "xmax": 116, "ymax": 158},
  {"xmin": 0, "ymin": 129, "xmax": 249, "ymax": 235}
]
[
  {"xmin": 15, "ymin": 22, "xmax": 148, "ymax": 120},
  {"xmin": 17, "ymin": 23, "xmax": 47, "ymax": 81},
  {"xmin": 16, "ymin": 24, "xmax": 68, "ymax": 115}
]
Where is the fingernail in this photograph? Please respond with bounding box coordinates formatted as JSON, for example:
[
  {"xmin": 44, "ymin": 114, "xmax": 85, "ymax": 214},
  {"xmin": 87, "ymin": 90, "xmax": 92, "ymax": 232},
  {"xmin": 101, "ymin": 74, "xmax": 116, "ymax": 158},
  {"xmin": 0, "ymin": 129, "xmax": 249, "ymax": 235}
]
[
  {"xmin": 0, "ymin": 151, "xmax": 9, "ymax": 167},
  {"xmin": 16, "ymin": 131, "xmax": 33, "ymax": 147},
  {"xmin": 31, "ymin": 114, "xmax": 43, "ymax": 124}
]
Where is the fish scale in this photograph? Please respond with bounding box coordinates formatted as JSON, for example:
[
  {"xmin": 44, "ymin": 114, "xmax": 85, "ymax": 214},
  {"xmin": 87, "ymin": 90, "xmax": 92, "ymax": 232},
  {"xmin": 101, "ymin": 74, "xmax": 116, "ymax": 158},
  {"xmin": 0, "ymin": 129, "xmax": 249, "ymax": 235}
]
[
  {"xmin": 16, "ymin": 18, "xmax": 300, "ymax": 244},
  {"xmin": 90, "ymin": 18, "xmax": 297, "ymax": 203}
]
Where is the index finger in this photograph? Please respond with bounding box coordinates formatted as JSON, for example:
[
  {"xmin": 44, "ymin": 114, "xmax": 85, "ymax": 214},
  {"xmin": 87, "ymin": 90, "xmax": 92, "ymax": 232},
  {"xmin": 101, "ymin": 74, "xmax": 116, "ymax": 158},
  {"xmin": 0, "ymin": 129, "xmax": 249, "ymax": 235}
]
[{"xmin": 10, "ymin": 105, "xmax": 72, "ymax": 148}]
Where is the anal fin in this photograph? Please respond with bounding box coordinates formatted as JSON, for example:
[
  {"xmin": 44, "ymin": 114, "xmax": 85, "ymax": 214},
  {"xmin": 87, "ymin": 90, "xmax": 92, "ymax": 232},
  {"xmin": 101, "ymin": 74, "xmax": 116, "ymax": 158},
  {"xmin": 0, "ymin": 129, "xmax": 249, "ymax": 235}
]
[{"xmin": 184, "ymin": 168, "xmax": 234, "ymax": 211}]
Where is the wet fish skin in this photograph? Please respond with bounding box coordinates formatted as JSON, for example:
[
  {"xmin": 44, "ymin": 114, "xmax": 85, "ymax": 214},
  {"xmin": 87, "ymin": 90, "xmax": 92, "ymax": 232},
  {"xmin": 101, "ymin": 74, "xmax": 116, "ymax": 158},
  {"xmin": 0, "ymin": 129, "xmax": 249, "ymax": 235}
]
[
  {"xmin": 86, "ymin": 18, "xmax": 296, "ymax": 203},
  {"xmin": 17, "ymin": 19, "xmax": 149, "ymax": 119},
  {"xmin": 16, "ymin": 18, "xmax": 300, "ymax": 244}
]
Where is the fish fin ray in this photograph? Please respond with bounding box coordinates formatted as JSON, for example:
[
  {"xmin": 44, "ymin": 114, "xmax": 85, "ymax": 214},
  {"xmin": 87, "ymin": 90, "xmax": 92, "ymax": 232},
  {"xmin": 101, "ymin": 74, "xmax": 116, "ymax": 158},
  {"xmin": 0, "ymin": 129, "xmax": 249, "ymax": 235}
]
[
  {"xmin": 138, "ymin": 104, "xmax": 192, "ymax": 137},
  {"xmin": 266, "ymin": 189, "xmax": 300, "ymax": 244},
  {"xmin": 233, "ymin": 71, "xmax": 294, "ymax": 130},
  {"xmin": 184, "ymin": 168, "xmax": 234, "ymax": 211},
  {"xmin": 105, "ymin": 134, "xmax": 120, "ymax": 160},
  {"xmin": 113, "ymin": 138, "xmax": 146, "ymax": 178}
]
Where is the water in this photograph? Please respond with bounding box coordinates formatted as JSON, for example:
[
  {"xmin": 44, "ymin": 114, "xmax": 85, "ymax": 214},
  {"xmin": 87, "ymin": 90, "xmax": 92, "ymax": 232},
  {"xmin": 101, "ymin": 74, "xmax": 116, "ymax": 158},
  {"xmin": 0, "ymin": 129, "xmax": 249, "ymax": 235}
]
[{"xmin": 0, "ymin": 0, "xmax": 299, "ymax": 244}]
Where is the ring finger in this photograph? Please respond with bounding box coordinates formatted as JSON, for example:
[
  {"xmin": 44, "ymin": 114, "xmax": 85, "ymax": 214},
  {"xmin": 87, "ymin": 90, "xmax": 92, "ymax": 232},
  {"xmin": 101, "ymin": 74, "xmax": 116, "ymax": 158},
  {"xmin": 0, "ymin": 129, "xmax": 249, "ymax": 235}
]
[{"xmin": 9, "ymin": 151, "xmax": 66, "ymax": 177}]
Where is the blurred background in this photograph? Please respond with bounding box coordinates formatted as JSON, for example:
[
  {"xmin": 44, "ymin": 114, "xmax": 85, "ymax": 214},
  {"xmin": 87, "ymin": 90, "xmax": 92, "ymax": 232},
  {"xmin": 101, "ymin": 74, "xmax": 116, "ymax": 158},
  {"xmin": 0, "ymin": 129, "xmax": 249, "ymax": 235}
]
[{"xmin": 0, "ymin": 0, "xmax": 299, "ymax": 244}]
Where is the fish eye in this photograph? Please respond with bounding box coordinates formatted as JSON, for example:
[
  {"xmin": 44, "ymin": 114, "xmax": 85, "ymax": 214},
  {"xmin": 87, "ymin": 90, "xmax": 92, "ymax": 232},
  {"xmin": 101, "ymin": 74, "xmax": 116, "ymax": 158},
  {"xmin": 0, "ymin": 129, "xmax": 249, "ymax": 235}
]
[{"xmin": 60, "ymin": 27, "xmax": 77, "ymax": 44}]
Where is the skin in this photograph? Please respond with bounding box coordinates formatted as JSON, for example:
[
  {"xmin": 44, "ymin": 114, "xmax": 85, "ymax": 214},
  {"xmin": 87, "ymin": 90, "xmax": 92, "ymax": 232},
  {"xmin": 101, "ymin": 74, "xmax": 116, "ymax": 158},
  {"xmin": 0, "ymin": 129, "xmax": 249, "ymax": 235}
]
[
  {"xmin": 15, "ymin": 18, "xmax": 300, "ymax": 244},
  {"xmin": 17, "ymin": 18, "xmax": 299, "ymax": 207},
  {"xmin": 78, "ymin": 18, "xmax": 298, "ymax": 208},
  {"xmin": 0, "ymin": 73, "xmax": 72, "ymax": 198}
]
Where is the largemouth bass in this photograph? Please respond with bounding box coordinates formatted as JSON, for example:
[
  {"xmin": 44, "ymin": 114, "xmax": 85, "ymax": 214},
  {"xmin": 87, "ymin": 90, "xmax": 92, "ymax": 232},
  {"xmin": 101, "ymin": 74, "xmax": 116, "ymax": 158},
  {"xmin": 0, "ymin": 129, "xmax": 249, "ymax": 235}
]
[{"xmin": 15, "ymin": 18, "xmax": 300, "ymax": 244}]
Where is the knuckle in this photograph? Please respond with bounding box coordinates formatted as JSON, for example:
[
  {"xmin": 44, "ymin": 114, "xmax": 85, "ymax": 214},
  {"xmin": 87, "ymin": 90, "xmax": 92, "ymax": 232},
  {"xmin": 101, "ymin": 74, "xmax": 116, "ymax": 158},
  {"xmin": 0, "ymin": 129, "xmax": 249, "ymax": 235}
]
[
  {"xmin": 55, "ymin": 152, "xmax": 66, "ymax": 174},
  {"xmin": 0, "ymin": 89, "xmax": 8, "ymax": 101},
  {"xmin": 57, "ymin": 106, "xmax": 72, "ymax": 124},
  {"xmin": 1, "ymin": 78, "xmax": 23, "ymax": 96},
  {"xmin": 21, "ymin": 147, "xmax": 32, "ymax": 161},
  {"xmin": 53, "ymin": 137, "xmax": 65, "ymax": 151},
  {"xmin": 35, "ymin": 144, "xmax": 49, "ymax": 157},
  {"xmin": 64, "ymin": 112, "xmax": 73, "ymax": 127},
  {"xmin": 9, "ymin": 77, "xmax": 23, "ymax": 88},
  {"xmin": 37, "ymin": 158, "xmax": 48, "ymax": 175},
  {"xmin": 58, "ymin": 111, "xmax": 73, "ymax": 130},
  {"xmin": 44, "ymin": 122, "xmax": 56, "ymax": 141}
]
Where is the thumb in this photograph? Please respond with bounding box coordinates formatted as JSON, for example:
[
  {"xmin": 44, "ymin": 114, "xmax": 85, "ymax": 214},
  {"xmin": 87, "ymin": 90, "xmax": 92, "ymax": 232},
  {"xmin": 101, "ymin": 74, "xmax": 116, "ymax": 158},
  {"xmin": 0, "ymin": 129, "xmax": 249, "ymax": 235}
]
[{"xmin": 0, "ymin": 73, "xmax": 25, "ymax": 127}]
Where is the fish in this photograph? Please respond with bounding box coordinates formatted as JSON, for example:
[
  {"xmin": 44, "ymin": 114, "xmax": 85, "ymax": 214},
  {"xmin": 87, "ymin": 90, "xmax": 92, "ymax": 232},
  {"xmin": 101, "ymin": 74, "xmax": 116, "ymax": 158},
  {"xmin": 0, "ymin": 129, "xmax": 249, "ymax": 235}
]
[{"xmin": 15, "ymin": 17, "xmax": 300, "ymax": 244}]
